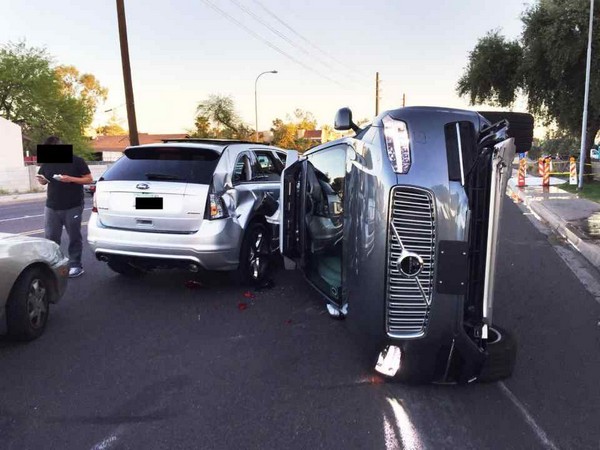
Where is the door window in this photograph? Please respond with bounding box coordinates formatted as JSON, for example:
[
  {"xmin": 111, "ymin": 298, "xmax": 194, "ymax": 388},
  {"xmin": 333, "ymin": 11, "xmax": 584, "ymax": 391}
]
[
  {"xmin": 252, "ymin": 151, "xmax": 282, "ymax": 182},
  {"xmin": 304, "ymin": 145, "xmax": 347, "ymax": 304}
]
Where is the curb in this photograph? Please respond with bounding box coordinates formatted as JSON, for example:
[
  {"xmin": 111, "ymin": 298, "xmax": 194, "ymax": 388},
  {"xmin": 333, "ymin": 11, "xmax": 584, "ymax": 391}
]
[
  {"xmin": 0, "ymin": 192, "xmax": 47, "ymax": 205},
  {"xmin": 507, "ymin": 183, "xmax": 600, "ymax": 271}
]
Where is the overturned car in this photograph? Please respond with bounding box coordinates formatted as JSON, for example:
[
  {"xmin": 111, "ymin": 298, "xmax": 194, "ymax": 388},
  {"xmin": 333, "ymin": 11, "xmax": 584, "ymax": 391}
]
[{"xmin": 280, "ymin": 106, "xmax": 532, "ymax": 383}]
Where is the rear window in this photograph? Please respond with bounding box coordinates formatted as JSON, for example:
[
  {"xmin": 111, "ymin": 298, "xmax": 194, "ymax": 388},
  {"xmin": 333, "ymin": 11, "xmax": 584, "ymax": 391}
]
[{"xmin": 101, "ymin": 146, "xmax": 220, "ymax": 184}]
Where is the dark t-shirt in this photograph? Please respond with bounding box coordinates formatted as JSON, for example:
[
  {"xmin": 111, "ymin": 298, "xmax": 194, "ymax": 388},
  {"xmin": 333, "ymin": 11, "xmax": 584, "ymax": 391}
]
[{"xmin": 38, "ymin": 156, "xmax": 91, "ymax": 210}]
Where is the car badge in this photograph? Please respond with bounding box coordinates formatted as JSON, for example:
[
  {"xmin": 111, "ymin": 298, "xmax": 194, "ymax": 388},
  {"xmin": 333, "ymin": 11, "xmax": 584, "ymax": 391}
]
[{"xmin": 136, "ymin": 183, "xmax": 149, "ymax": 190}]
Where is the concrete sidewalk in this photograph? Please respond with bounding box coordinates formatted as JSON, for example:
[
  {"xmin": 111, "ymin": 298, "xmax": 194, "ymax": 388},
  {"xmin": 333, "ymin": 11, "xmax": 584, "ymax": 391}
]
[
  {"xmin": 0, "ymin": 191, "xmax": 47, "ymax": 205},
  {"xmin": 507, "ymin": 177, "xmax": 600, "ymax": 270}
]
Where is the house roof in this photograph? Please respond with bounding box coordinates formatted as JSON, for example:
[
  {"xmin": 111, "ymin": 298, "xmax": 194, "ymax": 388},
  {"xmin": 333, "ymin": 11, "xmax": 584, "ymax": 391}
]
[
  {"xmin": 304, "ymin": 129, "xmax": 322, "ymax": 140},
  {"xmin": 92, "ymin": 133, "xmax": 189, "ymax": 152}
]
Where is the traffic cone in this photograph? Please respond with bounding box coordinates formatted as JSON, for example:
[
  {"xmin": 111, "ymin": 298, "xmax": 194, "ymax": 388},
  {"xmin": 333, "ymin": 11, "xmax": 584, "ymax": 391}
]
[
  {"xmin": 542, "ymin": 158, "xmax": 550, "ymax": 186},
  {"xmin": 569, "ymin": 157, "xmax": 578, "ymax": 185},
  {"xmin": 518, "ymin": 158, "xmax": 526, "ymax": 187}
]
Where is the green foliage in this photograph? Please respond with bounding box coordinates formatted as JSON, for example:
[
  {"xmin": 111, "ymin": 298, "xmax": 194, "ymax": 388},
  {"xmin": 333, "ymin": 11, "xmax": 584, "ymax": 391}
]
[
  {"xmin": 457, "ymin": 0, "xmax": 600, "ymax": 170},
  {"xmin": 457, "ymin": 30, "xmax": 523, "ymax": 106},
  {"xmin": 191, "ymin": 94, "xmax": 253, "ymax": 140},
  {"xmin": 0, "ymin": 41, "xmax": 108, "ymax": 158}
]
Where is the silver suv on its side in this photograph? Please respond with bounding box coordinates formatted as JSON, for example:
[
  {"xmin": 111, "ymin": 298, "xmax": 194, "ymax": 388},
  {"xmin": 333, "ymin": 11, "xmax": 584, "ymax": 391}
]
[
  {"xmin": 88, "ymin": 139, "xmax": 295, "ymax": 283},
  {"xmin": 281, "ymin": 107, "xmax": 532, "ymax": 384}
]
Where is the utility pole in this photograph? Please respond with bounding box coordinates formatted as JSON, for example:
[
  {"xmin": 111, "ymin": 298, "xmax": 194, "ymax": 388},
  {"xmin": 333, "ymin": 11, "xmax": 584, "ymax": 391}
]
[
  {"xmin": 402, "ymin": 93, "xmax": 406, "ymax": 107},
  {"xmin": 375, "ymin": 72, "xmax": 380, "ymax": 116},
  {"xmin": 578, "ymin": 0, "xmax": 594, "ymax": 190},
  {"xmin": 116, "ymin": 0, "xmax": 139, "ymax": 146}
]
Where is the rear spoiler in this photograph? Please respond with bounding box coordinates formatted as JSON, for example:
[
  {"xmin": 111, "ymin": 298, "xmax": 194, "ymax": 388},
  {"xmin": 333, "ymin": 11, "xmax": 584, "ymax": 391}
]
[{"xmin": 477, "ymin": 111, "xmax": 534, "ymax": 153}]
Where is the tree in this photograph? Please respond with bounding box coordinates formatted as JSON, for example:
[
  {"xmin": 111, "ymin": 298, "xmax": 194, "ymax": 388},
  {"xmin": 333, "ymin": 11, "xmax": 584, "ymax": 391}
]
[
  {"xmin": 191, "ymin": 94, "xmax": 253, "ymax": 140},
  {"xmin": 0, "ymin": 41, "xmax": 108, "ymax": 157},
  {"xmin": 457, "ymin": 1, "xmax": 600, "ymax": 175},
  {"xmin": 271, "ymin": 109, "xmax": 319, "ymax": 152},
  {"xmin": 96, "ymin": 113, "xmax": 126, "ymax": 136}
]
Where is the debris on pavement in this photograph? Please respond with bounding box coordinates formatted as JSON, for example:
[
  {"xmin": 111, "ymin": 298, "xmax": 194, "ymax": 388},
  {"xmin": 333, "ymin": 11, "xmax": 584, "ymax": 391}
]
[
  {"xmin": 184, "ymin": 280, "xmax": 205, "ymax": 289},
  {"xmin": 243, "ymin": 291, "xmax": 256, "ymax": 299},
  {"xmin": 255, "ymin": 279, "xmax": 275, "ymax": 291},
  {"xmin": 238, "ymin": 302, "xmax": 248, "ymax": 311}
]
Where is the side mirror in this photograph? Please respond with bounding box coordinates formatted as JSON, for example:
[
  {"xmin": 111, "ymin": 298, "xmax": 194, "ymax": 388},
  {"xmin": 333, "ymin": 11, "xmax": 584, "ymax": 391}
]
[
  {"xmin": 334, "ymin": 107, "xmax": 361, "ymax": 133},
  {"xmin": 334, "ymin": 107, "xmax": 353, "ymax": 131}
]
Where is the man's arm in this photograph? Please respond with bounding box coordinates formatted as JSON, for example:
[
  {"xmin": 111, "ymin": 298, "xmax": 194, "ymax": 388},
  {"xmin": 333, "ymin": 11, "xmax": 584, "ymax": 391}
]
[
  {"xmin": 36, "ymin": 166, "xmax": 49, "ymax": 185},
  {"xmin": 59, "ymin": 158, "xmax": 93, "ymax": 184},
  {"xmin": 59, "ymin": 173, "xmax": 93, "ymax": 185}
]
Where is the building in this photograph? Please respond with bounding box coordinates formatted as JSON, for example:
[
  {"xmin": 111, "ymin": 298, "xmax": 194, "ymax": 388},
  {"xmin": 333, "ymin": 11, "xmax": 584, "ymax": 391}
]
[
  {"xmin": 0, "ymin": 117, "xmax": 24, "ymax": 168},
  {"xmin": 91, "ymin": 133, "xmax": 189, "ymax": 161}
]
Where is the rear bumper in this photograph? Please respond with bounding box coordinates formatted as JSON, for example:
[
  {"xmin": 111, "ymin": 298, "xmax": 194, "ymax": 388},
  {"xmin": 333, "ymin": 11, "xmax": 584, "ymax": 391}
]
[{"xmin": 87, "ymin": 212, "xmax": 242, "ymax": 270}]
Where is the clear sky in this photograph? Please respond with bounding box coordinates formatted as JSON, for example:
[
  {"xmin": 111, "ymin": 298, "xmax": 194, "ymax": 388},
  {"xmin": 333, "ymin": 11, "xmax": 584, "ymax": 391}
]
[{"xmin": 1, "ymin": 0, "xmax": 529, "ymax": 134}]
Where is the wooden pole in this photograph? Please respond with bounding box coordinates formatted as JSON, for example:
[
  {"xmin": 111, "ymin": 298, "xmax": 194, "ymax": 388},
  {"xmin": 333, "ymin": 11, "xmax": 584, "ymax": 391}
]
[{"xmin": 116, "ymin": 0, "xmax": 139, "ymax": 146}]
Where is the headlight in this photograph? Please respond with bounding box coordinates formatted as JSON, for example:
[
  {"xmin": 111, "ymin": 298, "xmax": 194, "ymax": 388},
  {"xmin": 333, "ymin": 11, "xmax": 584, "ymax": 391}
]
[{"xmin": 382, "ymin": 115, "xmax": 411, "ymax": 174}]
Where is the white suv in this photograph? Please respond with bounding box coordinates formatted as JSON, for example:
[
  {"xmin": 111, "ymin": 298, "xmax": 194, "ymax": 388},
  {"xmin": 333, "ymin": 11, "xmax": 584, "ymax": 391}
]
[{"xmin": 87, "ymin": 139, "xmax": 295, "ymax": 283}]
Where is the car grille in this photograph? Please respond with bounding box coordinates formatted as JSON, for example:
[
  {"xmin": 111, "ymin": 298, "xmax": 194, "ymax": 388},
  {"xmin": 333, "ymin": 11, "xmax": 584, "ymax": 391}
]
[{"xmin": 386, "ymin": 186, "xmax": 436, "ymax": 338}]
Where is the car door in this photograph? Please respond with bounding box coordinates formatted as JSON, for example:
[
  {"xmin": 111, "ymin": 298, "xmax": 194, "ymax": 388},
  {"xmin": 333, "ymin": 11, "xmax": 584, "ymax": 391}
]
[{"xmin": 280, "ymin": 144, "xmax": 348, "ymax": 308}]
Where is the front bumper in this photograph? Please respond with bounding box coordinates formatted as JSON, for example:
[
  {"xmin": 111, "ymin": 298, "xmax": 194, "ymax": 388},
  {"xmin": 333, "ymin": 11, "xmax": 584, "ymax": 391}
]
[
  {"xmin": 87, "ymin": 213, "xmax": 243, "ymax": 271},
  {"xmin": 50, "ymin": 256, "xmax": 69, "ymax": 303}
]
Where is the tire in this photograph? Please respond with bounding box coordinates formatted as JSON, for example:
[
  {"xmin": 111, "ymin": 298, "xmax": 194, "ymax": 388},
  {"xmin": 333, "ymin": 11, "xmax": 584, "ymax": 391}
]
[
  {"xmin": 239, "ymin": 222, "xmax": 270, "ymax": 285},
  {"xmin": 478, "ymin": 111, "xmax": 534, "ymax": 153},
  {"xmin": 478, "ymin": 326, "xmax": 517, "ymax": 382},
  {"xmin": 6, "ymin": 267, "xmax": 51, "ymax": 341},
  {"xmin": 107, "ymin": 258, "xmax": 146, "ymax": 277}
]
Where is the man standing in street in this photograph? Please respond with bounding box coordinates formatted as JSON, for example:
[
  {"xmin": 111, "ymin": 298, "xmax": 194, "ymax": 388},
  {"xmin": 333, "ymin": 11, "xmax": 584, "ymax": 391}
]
[{"xmin": 36, "ymin": 136, "xmax": 93, "ymax": 278}]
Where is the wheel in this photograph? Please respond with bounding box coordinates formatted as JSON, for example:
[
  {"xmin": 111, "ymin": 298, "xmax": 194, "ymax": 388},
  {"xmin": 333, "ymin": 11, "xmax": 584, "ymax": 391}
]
[
  {"xmin": 107, "ymin": 258, "xmax": 146, "ymax": 277},
  {"xmin": 239, "ymin": 222, "xmax": 270, "ymax": 284},
  {"xmin": 6, "ymin": 267, "xmax": 51, "ymax": 341},
  {"xmin": 478, "ymin": 326, "xmax": 517, "ymax": 382},
  {"xmin": 478, "ymin": 111, "xmax": 534, "ymax": 152}
]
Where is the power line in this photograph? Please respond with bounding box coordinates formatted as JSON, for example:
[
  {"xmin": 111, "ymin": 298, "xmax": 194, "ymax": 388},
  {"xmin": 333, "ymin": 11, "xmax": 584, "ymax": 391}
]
[
  {"xmin": 250, "ymin": 0, "xmax": 370, "ymax": 80},
  {"xmin": 228, "ymin": 0, "xmax": 358, "ymax": 85},
  {"xmin": 199, "ymin": 0, "xmax": 346, "ymax": 88}
]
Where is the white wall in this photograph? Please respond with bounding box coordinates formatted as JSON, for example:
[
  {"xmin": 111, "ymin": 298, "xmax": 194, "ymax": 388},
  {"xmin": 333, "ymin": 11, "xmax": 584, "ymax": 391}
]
[
  {"xmin": 0, "ymin": 117, "xmax": 24, "ymax": 169},
  {"xmin": 0, "ymin": 164, "xmax": 111, "ymax": 194}
]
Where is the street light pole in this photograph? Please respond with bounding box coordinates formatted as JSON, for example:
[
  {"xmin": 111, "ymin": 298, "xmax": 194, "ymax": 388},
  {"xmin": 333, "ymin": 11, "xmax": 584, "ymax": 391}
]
[
  {"xmin": 255, "ymin": 70, "xmax": 278, "ymax": 142},
  {"xmin": 578, "ymin": 0, "xmax": 594, "ymax": 190},
  {"xmin": 116, "ymin": 0, "xmax": 139, "ymax": 146}
]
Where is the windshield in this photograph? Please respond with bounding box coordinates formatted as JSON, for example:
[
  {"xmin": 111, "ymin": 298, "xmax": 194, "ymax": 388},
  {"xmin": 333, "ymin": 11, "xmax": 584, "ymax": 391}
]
[{"xmin": 100, "ymin": 146, "xmax": 220, "ymax": 184}]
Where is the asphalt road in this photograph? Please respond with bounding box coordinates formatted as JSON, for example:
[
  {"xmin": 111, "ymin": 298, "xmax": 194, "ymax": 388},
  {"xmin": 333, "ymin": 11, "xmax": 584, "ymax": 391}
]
[{"xmin": 0, "ymin": 195, "xmax": 599, "ymax": 450}]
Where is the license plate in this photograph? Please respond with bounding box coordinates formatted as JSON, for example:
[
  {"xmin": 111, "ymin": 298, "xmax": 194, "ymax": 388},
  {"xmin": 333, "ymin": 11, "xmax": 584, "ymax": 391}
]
[{"xmin": 135, "ymin": 196, "xmax": 163, "ymax": 209}]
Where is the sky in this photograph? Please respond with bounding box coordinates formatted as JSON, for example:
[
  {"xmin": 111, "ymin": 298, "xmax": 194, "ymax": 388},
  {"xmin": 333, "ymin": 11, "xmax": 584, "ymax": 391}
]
[{"xmin": 1, "ymin": 0, "xmax": 530, "ymax": 134}]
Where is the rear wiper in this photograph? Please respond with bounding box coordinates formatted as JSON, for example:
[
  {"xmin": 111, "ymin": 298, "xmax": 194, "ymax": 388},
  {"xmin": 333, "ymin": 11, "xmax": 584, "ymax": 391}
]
[{"xmin": 144, "ymin": 172, "xmax": 183, "ymax": 181}]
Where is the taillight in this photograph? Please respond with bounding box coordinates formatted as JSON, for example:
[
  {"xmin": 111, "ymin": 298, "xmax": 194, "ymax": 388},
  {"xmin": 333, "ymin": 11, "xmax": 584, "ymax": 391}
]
[
  {"xmin": 382, "ymin": 115, "xmax": 411, "ymax": 174},
  {"xmin": 92, "ymin": 193, "xmax": 98, "ymax": 213},
  {"xmin": 207, "ymin": 193, "xmax": 228, "ymax": 220}
]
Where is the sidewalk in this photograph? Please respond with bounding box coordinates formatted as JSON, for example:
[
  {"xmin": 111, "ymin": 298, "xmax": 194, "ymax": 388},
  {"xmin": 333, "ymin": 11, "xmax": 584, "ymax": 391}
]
[
  {"xmin": 0, "ymin": 191, "xmax": 47, "ymax": 205},
  {"xmin": 507, "ymin": 175, "xmax": 600, "ymax": 270}
]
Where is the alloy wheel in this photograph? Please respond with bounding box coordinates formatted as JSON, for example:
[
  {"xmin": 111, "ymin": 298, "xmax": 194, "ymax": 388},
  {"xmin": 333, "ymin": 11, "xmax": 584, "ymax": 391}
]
[{"xmin": 27, "ymin": 278, "xmax": 47, "ymax": 329}]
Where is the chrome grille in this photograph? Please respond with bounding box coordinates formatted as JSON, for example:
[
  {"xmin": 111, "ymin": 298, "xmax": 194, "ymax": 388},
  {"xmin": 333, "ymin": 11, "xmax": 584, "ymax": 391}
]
[{"xmin": 386, "ymin": 186, "xmax": 436, "ymax": 338}]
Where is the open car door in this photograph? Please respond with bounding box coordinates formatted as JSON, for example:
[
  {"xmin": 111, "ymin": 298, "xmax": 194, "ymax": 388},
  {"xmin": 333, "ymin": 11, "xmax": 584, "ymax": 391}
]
[{"xmin": 280, "ymin": 158, "xmax": 307, "ymax": 269}]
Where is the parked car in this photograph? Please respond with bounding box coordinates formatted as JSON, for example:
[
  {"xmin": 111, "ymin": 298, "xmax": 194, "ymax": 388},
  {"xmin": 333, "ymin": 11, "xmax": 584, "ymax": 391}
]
[
  {"xmin": 84, "ymin": 180, "xmax": 97, "ymax": 196},
  {"xmin": 280, "ymin": 106, "xmax": 531, "ymax": 384},
  {"xmin": 0, "ymin": 233, "xmax": 69, "ymax": 341},
  {"xmin": 87, "ymin": 139, "xmax": 295, "ymax": 283}
]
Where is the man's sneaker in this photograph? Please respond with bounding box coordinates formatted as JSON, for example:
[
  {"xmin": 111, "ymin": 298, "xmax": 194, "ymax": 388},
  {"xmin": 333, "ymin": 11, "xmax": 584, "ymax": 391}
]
[{"xmin": 68, "ymin": 267, "xmax": 85, "ymax": 278}]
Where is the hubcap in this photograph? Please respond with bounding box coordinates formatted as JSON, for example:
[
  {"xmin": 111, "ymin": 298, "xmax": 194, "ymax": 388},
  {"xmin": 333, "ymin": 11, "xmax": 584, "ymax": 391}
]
[{"xmin": 27, "ymin": 278, "xmax": 47, "ymax": 329}]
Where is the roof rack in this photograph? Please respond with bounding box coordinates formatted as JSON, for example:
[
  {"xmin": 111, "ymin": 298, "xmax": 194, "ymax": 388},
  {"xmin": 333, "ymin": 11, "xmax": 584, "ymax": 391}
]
[{"xmin": 161, "ymin": 138, "xmax": 268, "ymax": 145}]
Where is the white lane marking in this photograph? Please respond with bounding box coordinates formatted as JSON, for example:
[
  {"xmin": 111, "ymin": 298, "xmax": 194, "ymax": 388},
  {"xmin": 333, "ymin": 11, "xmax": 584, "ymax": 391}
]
[
  {"xmin": 0, "ymin": 207, "xmax": 91, "ymax": 223},
  {"xmin": 498, "ymin": 382, "xmax": 559, "ymax": 450},
  {"xmin": 90, "ymin": 434, "xmax": 118, "ymax": 450},
  {"xmin": 383, "ymin": 412, "xmax": 401, "ymax": 450},
  {"xmin": 386, "ymin": 398, "xmax": 425, "ymax": 450},
  {"xmin": 19, "ymin": 222, "xmax": 88, "ymax": 236}
]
